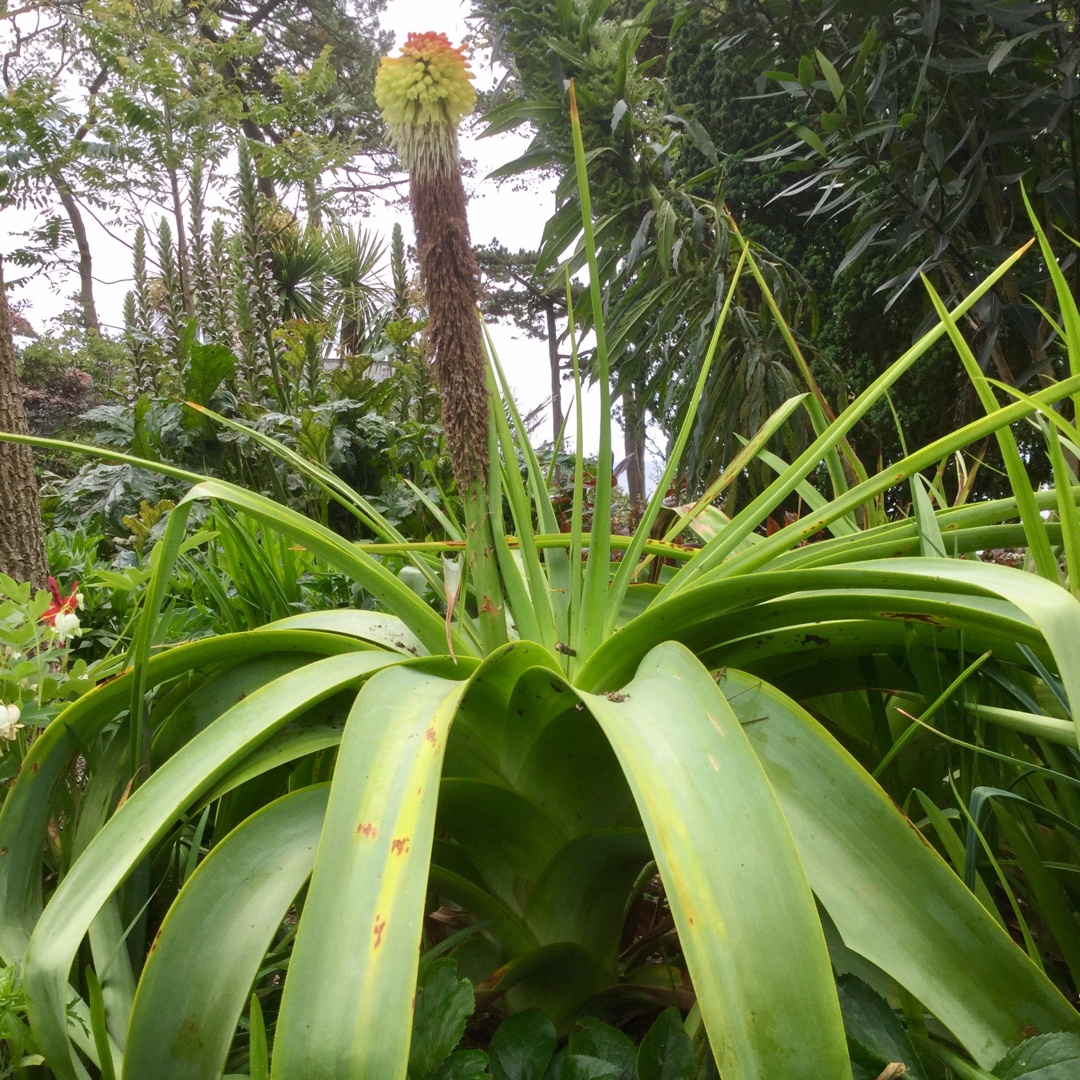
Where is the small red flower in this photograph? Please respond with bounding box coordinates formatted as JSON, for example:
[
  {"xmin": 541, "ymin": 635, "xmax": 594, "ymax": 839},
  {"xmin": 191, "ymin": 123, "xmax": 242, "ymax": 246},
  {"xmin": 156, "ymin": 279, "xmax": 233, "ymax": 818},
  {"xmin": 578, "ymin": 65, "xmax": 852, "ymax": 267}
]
[{"xmin": 41, "ymin": 577, "xmax": 79, "ymax": 626}]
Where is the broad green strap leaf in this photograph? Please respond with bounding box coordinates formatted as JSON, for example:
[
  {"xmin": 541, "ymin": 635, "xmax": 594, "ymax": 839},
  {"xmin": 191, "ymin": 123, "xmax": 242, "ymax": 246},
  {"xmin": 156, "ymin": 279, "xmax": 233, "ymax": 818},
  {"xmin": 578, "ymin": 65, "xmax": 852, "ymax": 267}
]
[
  {"xmin": 581, "ymin": 561, "xmax": 1080, "ymax": 710},
  {"xmin": 524, "ymin": 830, "xmax": 652, "ymax": 966},
  {"xmin": 722, "ymin": 669, "xmax": 1080, "ymax": 1065},
  {"xmin": 435, "ymin": 779, "xmax": 568, "ymax": 916},
  {"xmin": 271, "ymin": 666, "xmax": 468, "ymax": 1080},
  {"xmin": 263, "ymin": 610, "xmax": 428, "ymax": 656},
  {"xmin": 582, "ymin": 643, "xmax": 852, "ymax": 1079},
  {"xmin": 123, "ymin": 786, "xmax": 330, "ymax": 1080},
  {"xmin": 0, "ymin": 630, "xmax": 368, "ymax": 964},
  {"xmin": 176, "ymin": 479, "xmax": 470, "ymax": 659},
  {"xmin": 23, "ymin": 653, "xmax": 395, "ymax": 1080}
]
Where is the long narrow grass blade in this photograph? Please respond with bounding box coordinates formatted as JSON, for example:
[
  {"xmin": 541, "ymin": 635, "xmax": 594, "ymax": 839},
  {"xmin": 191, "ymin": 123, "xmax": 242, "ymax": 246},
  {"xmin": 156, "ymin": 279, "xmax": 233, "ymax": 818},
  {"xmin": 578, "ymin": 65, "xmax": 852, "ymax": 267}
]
[
  {"xmin": 1046, "ymin": 421, "xmax": 1080, "ymax": 597},
  {"xmin": 484, "ymin": 343, "xmax": 558, "ymax": 650},
  {"xmin": 604, "ymin": 245, "xmax": 749, "ymax": 637},
  {"xmin": 174, "ymin": 480, "xmax": 470, "ymax": 658},
  {"xmin": 660, "ymin": 395, "xmax": 809, "ymax": 543},
  {"xmin": 1022, "ymin": 184, "xmax": 1080, "ymax": 417},
  {"xmin": 695, "ymin": 372, "xmax": 1080, "ymax": 585},
  {"xmin": 568, "ymin": 81, "xmax": 613, "ymax": 665},
  {"xmin": 727, "ymin": 214, "xmax": 866, "ymax": 498},
  {"xmin": 921, "ymin": 274, "xmax": 1058, "ymax": 580},
  {"xmin": 566, "ymin": 276, "xmax": 586, "ymax": 662},
  {"xmin": 185, "ymin": 403, "xmax": 411, "ymax": 544},
  {"xmin": 660, "ymin": 240, "xmax": 1036, "ymax": 595}
]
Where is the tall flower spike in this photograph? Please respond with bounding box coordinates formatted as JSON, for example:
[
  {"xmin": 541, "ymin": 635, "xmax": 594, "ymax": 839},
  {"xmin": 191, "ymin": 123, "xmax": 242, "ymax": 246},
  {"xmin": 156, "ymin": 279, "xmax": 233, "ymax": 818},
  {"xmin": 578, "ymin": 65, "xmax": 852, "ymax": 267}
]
[
  {"xmin": 376, "ymin": 32, "xmax": 488, "ymax": 484},
  {"xmin": 375, "ymin": 32, "xmax": 476, "ymax": 183}
]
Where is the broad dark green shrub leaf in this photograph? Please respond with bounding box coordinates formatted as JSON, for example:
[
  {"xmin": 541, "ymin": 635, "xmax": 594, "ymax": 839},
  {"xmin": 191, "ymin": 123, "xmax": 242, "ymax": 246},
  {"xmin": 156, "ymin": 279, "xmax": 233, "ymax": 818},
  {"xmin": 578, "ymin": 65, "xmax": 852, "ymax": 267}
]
[
  {"xmin": 993, "ymin": 1032, "xmax": 1080, "ymax": 1078},
  {"xmin": 837, "ymin": 975, "xmax": 926, "ymax": 1080},
  {"xmin": 409, "ymin": 959, "xmax": 475, "ymax": 1080},
  {"xmin": 636, "ymin": 1008, "xmax": 694, "ymax": 1080},
  {"xmin": 489, "ymin": 1009, "xmax": 557, "ymax": 1080},
  {"xmin": 557, "ymin": 1054, "xmax": 622, "ymax": 1080},
  {"xmin": 567, "ymin": 1018, "xmax": 635, "ymax": 1080},
  {"xmin": 433, "ymin": 1049, "xmax": 490, "ymax": 1080},
  {"xmin": 183, "ymin": 343, "xmax": 237, "ymax": 409}
]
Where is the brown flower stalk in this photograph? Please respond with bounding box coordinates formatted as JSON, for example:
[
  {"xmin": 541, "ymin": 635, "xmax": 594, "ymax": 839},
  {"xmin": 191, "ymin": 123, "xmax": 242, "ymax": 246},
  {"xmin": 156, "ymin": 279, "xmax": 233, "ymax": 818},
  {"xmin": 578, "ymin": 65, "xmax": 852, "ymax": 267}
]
[{"xmin": 376, "ymin": 32, "xmax": 488, "ymax": 484}]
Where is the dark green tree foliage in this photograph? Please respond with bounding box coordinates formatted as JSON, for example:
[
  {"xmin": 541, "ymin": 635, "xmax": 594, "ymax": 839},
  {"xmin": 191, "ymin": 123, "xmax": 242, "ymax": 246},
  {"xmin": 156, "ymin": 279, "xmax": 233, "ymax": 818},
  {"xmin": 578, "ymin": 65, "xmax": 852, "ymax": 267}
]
[
  {"xmin": 664, "ymin": 22, "xmax": 961, "ymax": 481},
  {"xmin": 476, "ymin": 242, "xmax": 571, "ymax": 444},
  {"xmin": 476, "ymin": 0, "xmax": 820, "ymax": 502},
  {"xmin": 692, "ymin": 0, "xmax": 1080, "ymax": 392}
]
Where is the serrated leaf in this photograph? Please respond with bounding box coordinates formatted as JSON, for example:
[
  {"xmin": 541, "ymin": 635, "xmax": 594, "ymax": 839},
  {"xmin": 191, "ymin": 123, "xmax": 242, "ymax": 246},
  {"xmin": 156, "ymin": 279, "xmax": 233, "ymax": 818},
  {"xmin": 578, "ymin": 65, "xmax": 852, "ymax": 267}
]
[
  {"xmin": 488, "ymin": 1009, "xmax": 557, "ymax": 1080},
  {"xmin": 993, "ymin": 1032, "xmax": 1080, "ymax": 1077},
  {"xmin": 409, "ymin": 959, "xmax": 474, "ymax": 1080},
  {"xmin": 838, "ymin": 975, "xmax": 927, "ymax": 1080}
]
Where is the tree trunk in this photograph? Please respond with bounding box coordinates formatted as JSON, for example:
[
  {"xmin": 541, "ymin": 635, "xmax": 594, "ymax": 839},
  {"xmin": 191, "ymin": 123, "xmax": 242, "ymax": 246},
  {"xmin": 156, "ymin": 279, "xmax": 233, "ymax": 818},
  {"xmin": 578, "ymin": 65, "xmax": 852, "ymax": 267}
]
[
  {"xmin": 162, "ymin": 95, "xmax": 195, "ymax": 319},
  {"xmin": 47, "ymin": 168, "xmax": 100, "ymax": 335},
  {"xmin": 0, "ymin": 256, "xmax": 49, "ymax": 589},
  {"xmin": 546, "ymin": 301, "xmax": 563, "ymax": 448},
  {"xmin": 622, "ymin": 385, "xmax": 647, "ymax": 510}
]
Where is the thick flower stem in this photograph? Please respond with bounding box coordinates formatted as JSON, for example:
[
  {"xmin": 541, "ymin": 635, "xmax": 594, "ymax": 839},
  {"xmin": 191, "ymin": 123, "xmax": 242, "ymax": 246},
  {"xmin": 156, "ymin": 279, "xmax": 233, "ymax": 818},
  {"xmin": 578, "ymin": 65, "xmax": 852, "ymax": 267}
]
[
  {"xmin": 464, "ymin": 473, "xmax": 507, "ymax": 652},
  {"xmin": 377, "ymin": 31, "xmax": 506, "ymax": 651}
]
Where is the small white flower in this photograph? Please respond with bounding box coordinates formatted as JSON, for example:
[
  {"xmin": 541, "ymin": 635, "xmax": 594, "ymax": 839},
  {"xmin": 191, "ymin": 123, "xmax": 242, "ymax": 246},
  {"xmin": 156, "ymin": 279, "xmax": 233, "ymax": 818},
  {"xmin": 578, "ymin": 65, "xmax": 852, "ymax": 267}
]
[
  {"xmin": 0, "ymin": 703, "xmax": 22, "ymax": 741},
  {"xmin": 76, "ymin": 592, "xmax": 85, "ymax": 610},
  {"xmin": 53, "ymin": 611, "xmax": 82, "ymax": 645}
]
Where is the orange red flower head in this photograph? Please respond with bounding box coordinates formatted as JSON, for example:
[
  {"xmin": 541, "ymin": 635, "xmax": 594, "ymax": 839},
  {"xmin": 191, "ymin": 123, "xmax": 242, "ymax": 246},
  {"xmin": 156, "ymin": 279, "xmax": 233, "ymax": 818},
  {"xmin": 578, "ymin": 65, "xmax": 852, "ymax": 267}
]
[{"xmin": 375, "ymin": 32, "xmax": 475, "ymax": 181}]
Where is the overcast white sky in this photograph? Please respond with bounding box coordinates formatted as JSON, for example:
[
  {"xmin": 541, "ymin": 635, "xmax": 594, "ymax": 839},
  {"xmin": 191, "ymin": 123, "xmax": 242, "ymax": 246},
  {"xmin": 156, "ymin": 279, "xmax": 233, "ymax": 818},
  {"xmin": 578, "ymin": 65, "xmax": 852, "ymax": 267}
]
[{"xmin": 1, "ymin": 0, "xmax": 607, "ymax": 452}]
